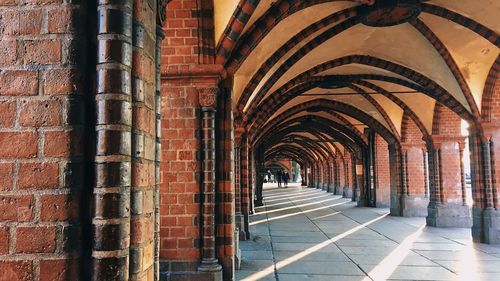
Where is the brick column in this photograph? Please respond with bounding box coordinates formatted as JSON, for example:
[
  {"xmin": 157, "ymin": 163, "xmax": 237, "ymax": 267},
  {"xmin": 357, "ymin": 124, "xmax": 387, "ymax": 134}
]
[
  {"xmin": 309, "ymin": 165, "xmax": 315, "ymax": 188},
  {"xmin": 197, "ymin": 88, "xmax": 222, "ymax": 274},
  {"xmin": 336, "ymin": 157, "xmax": 345, "ymax": 196},
  {"xmin": 327, "ymin": 158, "xmax": 335, "ymax": 193},
  {"xmin": 302, "ymin": 163, "xmax": 308, "ymax": 186},
  {"xmin": 375, "ymin": 134, "xmax": 390, "ymax": 207},
  {"xmin": 234, "ymin": 129, "xmax": 245, "ymax": 239},
  {"xmin": 129, "ymin": 0, "xmax": 158, "ymax": 280},
  {"xmin": 240, "ymin": 134, "xmax": 250, "ymax": 239},
  {"xmin": 400, "ymin": 144, "xmax": 429, "ymax": 217},
  {"xmin": 343, "ymin": 153, "xmax": 353, "ymax": 198},
  {"xmin": 321, "ymin": 161, "xmax": 328, "ymax": 191},
  {"xmin": 92, "ymin": 1, "xmax": 133, "ymax": 280},
  {"xmin": 389, "ymin": 144, "xmax": 403, "ymax": 215},
  {"xmin": 255, "ymin": 146, "xmax": 264, "ymax": 206},
  {"xmin": 426, "ymin": 136, "xmax": 472, "ymax": 227},
  {"xmin": 214, "ymin": 86, "xmax": 235, "ymax": 280},
  {"xmin": 249, "ymin": 150, "xmax": 255, "ymax": 214},
  {"xmin": 315, "ymin": 164, "xmax": 321, "ymax": 189},
  {"xmin": 471, "ymin": 124, "xmax": 500, "ymax": 244},
  {"xmin": 332, "ymin": 159, "xmax": 339, "ymax": 193},
  {"xmin": 354, "ymin": 157, "xmax": 366, "ymax": 206}
]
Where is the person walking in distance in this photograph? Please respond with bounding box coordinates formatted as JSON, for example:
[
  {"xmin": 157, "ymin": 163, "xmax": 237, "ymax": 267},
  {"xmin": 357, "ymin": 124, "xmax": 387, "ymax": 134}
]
[
  {"xmin": 277, "ymin": 170, "xmax": 283, "ymax": 188},
  {"xmin": 283, "ymin": 171, "xmax": 290, "ymax": 188}
]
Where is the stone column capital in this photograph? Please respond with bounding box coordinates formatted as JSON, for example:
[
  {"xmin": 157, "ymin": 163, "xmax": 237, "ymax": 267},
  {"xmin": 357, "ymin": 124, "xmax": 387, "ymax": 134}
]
[
  {"xmin": 400, "ymin": 142, "xmax": 426, "ymax": 152},
  {"xmin": 482, "ymin": 122, "xmax": 500, "ymax": 139},
  {"xmin": 197, "ymin": 87, "xmax": 218, "ymax": 110},
  {"xmin": 430, "ymin": 135, "xmax": 467, "ymax": 148},
  {"xmin": 157, "ymin": 0, "xmax": 170, "ymax": 27}
]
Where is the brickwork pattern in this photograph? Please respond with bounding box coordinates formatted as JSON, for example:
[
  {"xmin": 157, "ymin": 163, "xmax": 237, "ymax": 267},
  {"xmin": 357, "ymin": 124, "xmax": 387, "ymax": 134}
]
[
  {"xmin": 130, "ymin": 0, "xmax": 157, "ymax": 280},
  {"xmin": 215, "ymin": 88, "xmax": 235, "ymax": 280},
  {"xmin": 0, "ymin": 0, "xmax": 88, "ymax": 280},
  {"xmin": 374, "ymin": 134, "xmax": 391, "ymax": 207},
  {"xmin": 159, "ymin": 80, "xmax": 200, "ymax": 260}
]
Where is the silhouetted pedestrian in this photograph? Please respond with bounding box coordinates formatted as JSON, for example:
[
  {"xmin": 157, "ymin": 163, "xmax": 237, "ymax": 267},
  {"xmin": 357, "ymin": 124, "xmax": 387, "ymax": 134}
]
[
  {"xmin": 277, "ymin": 170, "xmax": 283, "ymax": 188},
  {"xmin": 283, "ymin": 171, "xmax": 289, "ymax": 188}
]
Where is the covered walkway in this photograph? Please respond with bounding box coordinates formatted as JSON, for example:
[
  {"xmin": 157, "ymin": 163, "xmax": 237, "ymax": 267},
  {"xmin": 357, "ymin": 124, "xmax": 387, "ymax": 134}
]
[{"xmin": 237, "ymin": 184, "xmax": 500, "ymax": 281}]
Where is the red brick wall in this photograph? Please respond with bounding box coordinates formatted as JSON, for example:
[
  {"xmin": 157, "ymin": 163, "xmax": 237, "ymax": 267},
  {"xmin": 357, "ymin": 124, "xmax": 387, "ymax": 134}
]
[
  {"xmin": 432, "ymin": 105, "xmax": 464, "ymax": 203},
  {"xmin": 433, "ymin": 104, "xmax": 461, "ymax": 136},
  {"xmin": 337, "ymin": 158, "xmax": 345, "ymax": 187},
  {"xmin": 405, "ymin": 147, "xmax": 426, "ymax": 196},
  {"xmin": 159, "ymin": 0, "xmax": 219, "ymax": 262},
  {"xmin": 0, "ymin": 1, "xmax": 88, "ymax": 280},
  {"xmin": 401, "ymin": 116, "xmax": 426, "ymax": 197},
  {"xmin": 375, "ymin": 134, "xmax": 391, "ymax": 207},
  {"xmin": 487, "ymin": 77, "xmax": 500, "ymax": 122},
  {"xmin": 344, "ymin": 151, "xmax": 353, "ymax": 187},
  {"xmin": 159, "ymin": 80, "xmax": 200, "ymax": 260},
  {"xmin": 162, "ymin": 0, "xmax": 199, "ymax": 69},
  {"xmin": 438, "ymin": 141, "xmax": 463, "ymax": 203}
]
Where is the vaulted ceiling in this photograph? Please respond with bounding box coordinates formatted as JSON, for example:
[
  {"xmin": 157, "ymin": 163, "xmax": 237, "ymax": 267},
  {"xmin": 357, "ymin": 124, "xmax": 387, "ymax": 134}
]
[{"xmin": 213, "ymin": 0, "xmax": 499, "ymax": 162}]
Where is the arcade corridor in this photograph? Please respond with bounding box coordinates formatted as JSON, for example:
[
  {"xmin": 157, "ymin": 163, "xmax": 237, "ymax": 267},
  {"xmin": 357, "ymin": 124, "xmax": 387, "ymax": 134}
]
[
  {"xmin": 0, "ymin": 0, "xmax": 499, "ymax": 280},
  {"xmin": 238, "ymin": 184, "xmax": 500, "ymax": 281}
]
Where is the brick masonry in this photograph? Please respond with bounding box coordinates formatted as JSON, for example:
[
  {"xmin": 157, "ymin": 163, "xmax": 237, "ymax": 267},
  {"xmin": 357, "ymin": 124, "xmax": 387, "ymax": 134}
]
[
  {"xmin": 0, "ymin": 0, "xmax": 89, "ymax": 280},
  {"xmin": 1, "ymin": 1, "xmax": 500, "ymax": 281}
]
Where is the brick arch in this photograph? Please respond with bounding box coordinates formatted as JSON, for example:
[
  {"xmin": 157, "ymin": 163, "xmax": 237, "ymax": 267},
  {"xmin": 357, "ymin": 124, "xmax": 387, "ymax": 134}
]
[
  {"xmin": 251, "ymin": 105, "xmax": 368, "ymax": 149},
  {"xmin": 224, "ymin": 1, "xmax": 499, "ymax": 74},
  {"xmin": 265, "ymin": 129, "xmax": 342, "ymax": 157},
  {"xmin": 432, "ymin": 103, "xmax": 462, "ymax": 136},
  {"xmin": 410, "ymin": 18, "xmax": 481, "ymax": 120},
  {"xmin": 267, "ymin": 134, "xmax": 332, "ymax": 161},
  {"xmin": 243, "ymin": 57, "xmax": 475, "ymax": 127},
  {"xmin": 236, "ymin": 18, "xmax": 360, "ymax": 113},
  {"xmin": 266, "ymin": 144, "xmax": 319, "ymax": 164},
  {"xmin": 250, "ymin": 98, "xmax": 398, "ymax": 144},
  {"xmin": 262, "ymin": 123, "xmax": 361, "ymax": 160},
  {"xmin": 265, "ymin": 160, "xmax": 291, "ymax": 170},
  {"xmin": 256, "ymin": 114, "xmax": 367, "ymax": 151},
  {"xmin": 215, "ymin": 0, "xmax": 261, "ymax": 64},
  {"xmin": 266, "ymin": 149, "xmax": 310, "ymax": 167},
  {"xmin": 481, "ymin": 55, "xmax": 500, "ymax": 122},
  {"xmin": 421, "ymin": 4, "xmax": 500, "ymax": 47},
  {"xmin": 247, "ymin": 56, "xmax": 474, "ymax": 124},
  {"xmin": 401, "ymin": 113, "xmax": 426, "ymax": 144},
  {"xmin": 225, "ymin": 6, "xmax": 357, "ymax": 72},
  {"xmin": 349, "ymin": 84, "xmax": 400, "ymax": 139},
  {"xmin": 354, "ymin": 80, "xmax": 431, "ymax": 142}
]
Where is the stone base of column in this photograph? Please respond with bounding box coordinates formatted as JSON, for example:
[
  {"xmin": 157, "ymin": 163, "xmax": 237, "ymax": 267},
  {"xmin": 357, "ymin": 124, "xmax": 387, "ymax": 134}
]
[
  {"xmin": 401, "ymin": 195, "xmax": 428, "ymax": 217},
  {"xmin": 472, "ymin": 207, "xmax": 500, "ymax": 244},
  {"xmin": 343, "ymin": 186, "xmax": 352, "ymax": 199},
  {"xmin": 321, "ymin": 183, "xmax": 328, "ymax": 191},
  {"xmin": 333, "ymin": 186, "xmax": 342, "ymax": 196},
  {"xmin": 327, "ymin": 184, "xmax": 335, "ymax": 193},
  {"xmin": 390, "ymin": 194, "xmax": 402, "ymax": 216},
  {"xmin": 235, "ymin": 213, "xmax": 247, "ymax": 240},
  {"xmin": 308, "ymin": 182, "xmax": 315, "ymax": 188},
  {"xmin": 426, "ymin": 202, "xmax": 472, "ymax": 228},
  {"xmin": 316, "ymin": 182, "xmax": 322, "ymax": 189},
  {"xmin": 357, "ymin": 198, "xmax": 368, "ymax": 207},
  {"xmin": 160, "ymin": 261, "xmax": 222, "ymax": 281}
]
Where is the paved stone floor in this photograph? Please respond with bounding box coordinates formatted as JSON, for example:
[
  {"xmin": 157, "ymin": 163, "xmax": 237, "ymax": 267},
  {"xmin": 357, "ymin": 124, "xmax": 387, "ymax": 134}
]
[{"xmin": 236, "ymin": 183, "xmax": 500, "ymax": 281}]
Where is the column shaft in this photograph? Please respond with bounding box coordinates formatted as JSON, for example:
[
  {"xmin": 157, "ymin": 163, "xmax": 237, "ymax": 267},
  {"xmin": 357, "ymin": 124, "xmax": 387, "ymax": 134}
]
[{"xmin": 198, "ymin": 107, "xmax": 222, "ymax": 271}]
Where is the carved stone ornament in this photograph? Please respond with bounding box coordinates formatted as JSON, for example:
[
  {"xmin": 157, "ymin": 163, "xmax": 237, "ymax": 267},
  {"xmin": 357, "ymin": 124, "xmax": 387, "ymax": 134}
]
[
  {"xmin": 198, "ymin": 87, "xmax": 218, "ymax": 108},
  {"xmin": 157, "ymin": 0, "xmax": 170, "ymax": 26},
  {"xmin": 359, "ymin": 0, "xmax": 421, "ymax": 27}
]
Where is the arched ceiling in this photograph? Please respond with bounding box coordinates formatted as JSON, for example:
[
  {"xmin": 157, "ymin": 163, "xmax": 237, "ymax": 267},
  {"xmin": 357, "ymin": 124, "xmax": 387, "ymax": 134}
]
[{"xmin": 215, "ymin": 0, "xmax": 499, "ymax": 159}]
